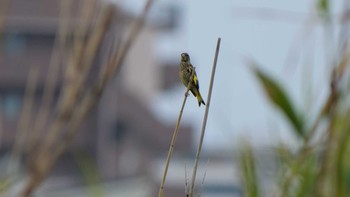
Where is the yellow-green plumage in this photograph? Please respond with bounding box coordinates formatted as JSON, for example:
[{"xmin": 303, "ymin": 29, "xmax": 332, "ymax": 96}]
[{"xmin": 179, "ymin": 53, "xmax": 205, "ymax": 106}]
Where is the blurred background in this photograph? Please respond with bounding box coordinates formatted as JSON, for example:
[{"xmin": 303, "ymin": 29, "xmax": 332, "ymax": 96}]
[{"xmin": 0, "ymin": 0, "xmax": 347, "ymax": 196}]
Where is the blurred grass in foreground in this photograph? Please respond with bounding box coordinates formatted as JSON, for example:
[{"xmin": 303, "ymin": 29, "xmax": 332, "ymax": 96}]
[{"xmin": 239, "ymin": 1, "xmax": 350, "ymax": 196}]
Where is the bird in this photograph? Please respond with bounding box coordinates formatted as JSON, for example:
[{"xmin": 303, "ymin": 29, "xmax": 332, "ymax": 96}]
[{"xmin": 179, "ymin": 52, "xmax": 205, "ymax": 106}]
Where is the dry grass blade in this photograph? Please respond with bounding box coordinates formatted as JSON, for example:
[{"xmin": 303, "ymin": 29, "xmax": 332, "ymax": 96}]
[
  {"xmin": 43, "ymin": 4, "xmax": 115, "ymax": 150},
  {"xmin": 158, "ymin": 72, "xmax": 194, "ymax": 197},
  {"xmin": 189, "ymin": 37, "xmax": 221, "ymax": 197},
  {"xmin": 29, "ymin": 0, "xmax": 72, "ymax": 153},
  {"xmin": 21, "ymin": 0, "xmax": 155, "ymax": 196},
  {"xmin": 54, "ymin": 0, "xmax": 155, "ymax": 156},
  {"xmin": 197, "ymin": 160, "xmax": 209, "ymax": 197},
  {"xmin": 12, "ymin": 66, "xmax": 40, "ymax": 158},
  {"xmin": 185, "ymin": 163, "xmax": 190, "ymax": 196},
  {"xmin": 23, "ymin": 10, "xmax": 115, "ymax": 194}
]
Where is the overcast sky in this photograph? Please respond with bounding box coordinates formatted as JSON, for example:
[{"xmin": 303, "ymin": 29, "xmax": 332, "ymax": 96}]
[{"xmin": 117, "ymin": 0, "xmax": 344, "ymax": 151}]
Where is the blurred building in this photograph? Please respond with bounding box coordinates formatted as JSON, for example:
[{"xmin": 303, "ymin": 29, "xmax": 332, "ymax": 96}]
[{"xmin": 0, "ymin": 0, "xmax": 194, "ymax": 196}]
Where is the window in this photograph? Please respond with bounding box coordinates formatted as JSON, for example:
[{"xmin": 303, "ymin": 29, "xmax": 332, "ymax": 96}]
[
  {"xmin": 2, "ymin": 93, "xmax": 22, "ymax": 118},
  {"xmin": 0, "ymin": 33, "xmax": 27, "ymax": 55},
  {"xmin": 114, "ymin": 120, "xmax": 129, "ymax": 142}
]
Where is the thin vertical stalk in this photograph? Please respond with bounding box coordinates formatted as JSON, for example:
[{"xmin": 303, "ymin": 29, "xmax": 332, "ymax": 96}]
[
  {"xmin": 158, "ymin": 74, "xmax": 194, "ymax": 197},
  {"xmin": 43, "ymin": 5, "xmax": 114, "ymax": 150},
  {"xmin": 12, "ymin": 66, "xmax": 40, "ymax": 157},
  {"xmin": 21, "ymin": 0, "xmax": 154, "ymax": 196},
  {"xmin": 240, "ymin": 143, "xmax": 260, "ymax": 197},
  {"xmin": 30, "ymin": 0, "xmax": 72, "ymax": 151},
  {"xmin": 29, "ymin": 42, "xmax": 61, "ymax": 149},
  {"xmin": 190, "ymin": 37, "xmax": 221, "ymax": 196},
  {"xmin": 335, "ymin": 115, "xmax": 350, "ymax": 197}
]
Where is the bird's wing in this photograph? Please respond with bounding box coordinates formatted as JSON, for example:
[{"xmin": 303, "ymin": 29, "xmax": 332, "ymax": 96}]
[
  {"xmin": 191, "ymin": 64, "xmax": 200, "ymax": 89},
  {"xmin": 193, "ymin": 73, "xmax": 199, "ymax": 88}
]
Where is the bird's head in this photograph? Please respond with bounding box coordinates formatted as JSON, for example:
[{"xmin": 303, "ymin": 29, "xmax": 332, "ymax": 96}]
[{"xmin": 181, "ymin": 53, "xmax": 190, "ymax": 62}]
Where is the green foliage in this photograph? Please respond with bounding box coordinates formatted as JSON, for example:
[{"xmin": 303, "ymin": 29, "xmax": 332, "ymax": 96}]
[
  {"xmin": 241, "ymin": 51, "xmax": 350, "ymax": 197},
  {"xmin": 240, "ymin": 144, "xmax": 260, "ymax": 197},
  {"xmin": 317, "ymin": 0, "xmax": 330, "ymax": 20},
  {"xmin": 292, "ymin": 154, "xmax": 317, "ymax": 197},
  {"xmin": 0, "ymin": 177, "xmax": 13, "ymax": 193},
  {"xmin": 73, "ymin": 150, "xmax": 105, "ymax": 197},
  {"xmin": 317, "ymin": 0, "xmax": 329, "ymax": 13},
  {"xmin": 251, "ymin": 64, "xmax": 305, "ymax": 139},
  {"xmin": 334, "ymin": 114, "xmax": 350, "ymax": 197}
]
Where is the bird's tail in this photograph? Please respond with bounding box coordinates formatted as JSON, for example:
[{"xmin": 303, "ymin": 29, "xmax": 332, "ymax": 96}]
[{"xmin": 196, "ymin": 91, "xmax": 206, "ymax": 107}]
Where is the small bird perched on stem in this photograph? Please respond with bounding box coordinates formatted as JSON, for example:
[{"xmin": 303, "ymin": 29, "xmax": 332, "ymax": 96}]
[{"xmin": 179, "ymin": 52, "xmax": 205, "ymax": 106}]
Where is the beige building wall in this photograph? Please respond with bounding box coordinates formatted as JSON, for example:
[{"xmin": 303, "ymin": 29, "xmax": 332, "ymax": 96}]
[{"xmin": 123, "ymin": 26, "xmax": 161, "ymax": 105}]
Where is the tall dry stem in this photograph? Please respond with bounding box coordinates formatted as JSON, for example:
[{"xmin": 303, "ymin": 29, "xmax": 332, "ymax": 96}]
[
  {"xmin": 190, "ymin": 37, "xmax": 221, "ymax": 196},
  {"xmin": 21, "ymin": 0, "xmax": 154, "ymax": 196},
  {"xmin": 158, "ymin": 73, "xmax": 194, "ymax": 197},
  {"xmin": 12, "ymin": 66, "xmax": 40, "ymax": 158}
]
